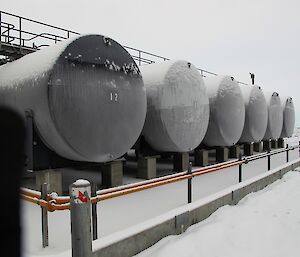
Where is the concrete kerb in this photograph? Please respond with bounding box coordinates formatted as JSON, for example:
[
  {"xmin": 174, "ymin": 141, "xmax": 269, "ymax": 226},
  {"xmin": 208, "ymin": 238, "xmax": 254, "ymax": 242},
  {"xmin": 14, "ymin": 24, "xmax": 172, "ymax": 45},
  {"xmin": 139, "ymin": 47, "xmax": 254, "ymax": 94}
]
[{"xmin": 92, "ymin": 159, "xmax": 300, "ymax": 257}]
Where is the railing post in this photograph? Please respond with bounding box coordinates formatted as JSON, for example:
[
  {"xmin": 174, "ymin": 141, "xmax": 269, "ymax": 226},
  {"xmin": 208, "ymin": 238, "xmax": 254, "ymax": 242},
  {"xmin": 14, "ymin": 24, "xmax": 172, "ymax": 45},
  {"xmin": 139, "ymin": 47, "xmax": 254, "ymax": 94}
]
[
  {"xmin": 138, "ymin": 50, "xmax": 141, "ymax": 66},
  {"xmin": 70, "ymin": 179, "xmax": 92, "ymax": 257},
  {"xmin": 286, "ymin": 144, "xmax": 289, "ymax": 163},
  {"xmin": 238, "ymin": 154, "xmax": 243, "ymax": 183},
  {"xmin": 267, "ymin": 150, "xmax": 271, "ymax": 171},
  {"xmin": 91, "ymin": 182, "xmax": 98, "ymax": 240},
  {"xmin": 187, "ymin": 162, "xmax": 192, "ymax": 204},
  {"xmin": 0, "ymin": 11, "xmax": 2, "ymax": 41},
  {"xmin": 41, "ymin": 183, "xmax": 49, "ymax": 248},
  {"xmin": 19, "ymin": 17, "xmax": 22, "ymax": 47}
]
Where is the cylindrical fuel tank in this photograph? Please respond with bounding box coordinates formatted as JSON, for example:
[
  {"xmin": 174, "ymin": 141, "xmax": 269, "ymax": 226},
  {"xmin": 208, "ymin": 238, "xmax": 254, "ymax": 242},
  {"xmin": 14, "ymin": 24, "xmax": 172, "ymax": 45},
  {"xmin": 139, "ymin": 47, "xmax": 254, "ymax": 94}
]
[
  {"xmin": 0, "ymin": 34, "xmax": 147, "ymax": 163},
  {"xmin": 239, "ymin": 85, "xmax": 268, "ymax": 143},
  {"xmin": 202, "ymin": 75, "xmax": 245, "ymax": 147},
  {"xmin": 140, "ymin": 60, "xmax": 209, "ymax": 152},
  {"xmin": 280, "ymin": 96, "xmax": 295, "ymax": 138},
  {"xmin": 263, "ymin": 92, "xmax": 283, "ymax": 140}
]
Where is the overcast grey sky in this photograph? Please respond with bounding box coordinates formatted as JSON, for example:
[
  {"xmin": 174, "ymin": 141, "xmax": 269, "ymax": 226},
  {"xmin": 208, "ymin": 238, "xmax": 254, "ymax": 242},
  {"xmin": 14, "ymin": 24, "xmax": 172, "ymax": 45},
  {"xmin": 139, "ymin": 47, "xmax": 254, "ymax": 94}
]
[{"xmin": 2, "ymin": 0, "xmax": 300, "ymax": 126}]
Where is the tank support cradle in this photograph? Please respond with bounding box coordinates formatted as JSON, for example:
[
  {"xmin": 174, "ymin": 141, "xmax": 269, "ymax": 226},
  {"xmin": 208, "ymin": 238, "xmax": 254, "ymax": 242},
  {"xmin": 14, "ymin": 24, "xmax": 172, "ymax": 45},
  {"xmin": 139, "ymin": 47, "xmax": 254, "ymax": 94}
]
[
  {"xmin": 216, "ymin": 147, "xmax": 229, "ymax": 163},
  {"xmin": 271, "ymin": 139, "xmax": 278, "ymax": 149},
  {"xmin": 194, "ymin": 149, "xmax": 209, "ymax": 167},
  {"xmin": 35, "ymin": 169, "xmax": 62, "ymax": 195},
  {"xmin": 278, "ymin": 138, "xmax": 284, "ymax": 148},
  {"xmin": 244, "ymin": 143, "xmax": 254, "ymax": 156},
  {"xmin": 229, "ymin": 145, "xmax": 240, "ymax": 159},
  {"xmin": 173, "ymin": 152, "xmax": 189, "ymax": 172},
  {"xmin": 263, "ymin": 140, "xmax": 271, "ymax": 151},
  {"xmin": 253, "ymin": 141, "xmax": 263, "ymax": 152},
  {"xmin": 137, "ymin": 155, "xmax": 160, "ymax": 180},
  {"xmin": 101, "ymin": 160, "xmax": 124, "ymax": 188}
]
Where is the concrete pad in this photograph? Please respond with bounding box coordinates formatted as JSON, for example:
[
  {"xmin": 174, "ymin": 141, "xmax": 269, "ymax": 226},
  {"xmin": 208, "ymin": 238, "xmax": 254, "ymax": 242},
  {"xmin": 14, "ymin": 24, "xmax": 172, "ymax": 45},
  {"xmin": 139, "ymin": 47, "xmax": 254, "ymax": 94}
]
[
  {"xmin": 137, "ymin": 157, "xmax": 157, "ymax": 179},
  {"xmin": 244, "ymin": 143, "xmax": 254, "ymax": 156},
  {"xmin": 229, "ymin": 145, "xmax": 240, "ymax": 159},
  {"xmin": 194, "ymin": 149, "xmax": 209, "ymax": 166},
  {"xmin": 101, "ymin": 160, "xmax": 123, "ymax": 188},
  {"xmin": 216, "ymin": 147, "xmax": 228, "ymax": 163},
  {"xmin": 173, "ymin": 153, "xmax": 189, "ymax": 172},
  {"xmin": 35, "ymin": 169, "xmax": 62, "ymax": 195}
]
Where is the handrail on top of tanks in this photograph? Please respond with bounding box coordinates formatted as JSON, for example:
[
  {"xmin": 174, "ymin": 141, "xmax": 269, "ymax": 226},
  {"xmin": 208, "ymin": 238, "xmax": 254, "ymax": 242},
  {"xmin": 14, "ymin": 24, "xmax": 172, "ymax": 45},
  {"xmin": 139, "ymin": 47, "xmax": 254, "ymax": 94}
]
[
  {"xmin": 0, "ymin": 10, "xmax": 79, "ymax": 35},
  {"xmin": 0, "ymin": 10, "xmax": 251, "ymax": 86},
  {"xmin": 0, "ymin": 23, "xmax": 69, "ymax": 44},
  {"xmin": 20, "ymin": 143, "xmax": 300, "ymax": 211}
]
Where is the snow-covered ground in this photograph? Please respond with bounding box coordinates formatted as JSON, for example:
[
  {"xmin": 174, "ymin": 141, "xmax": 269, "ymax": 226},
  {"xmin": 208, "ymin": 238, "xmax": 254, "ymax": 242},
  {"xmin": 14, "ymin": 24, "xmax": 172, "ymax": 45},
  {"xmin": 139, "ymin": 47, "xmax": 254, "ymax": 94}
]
[
  {"xmin": 135, "ymin": 169, "xmax": 300, "ymax": 257},
  {"xmin": 20, "ymin": 136, "xmax": 300, "ymax": 257}
]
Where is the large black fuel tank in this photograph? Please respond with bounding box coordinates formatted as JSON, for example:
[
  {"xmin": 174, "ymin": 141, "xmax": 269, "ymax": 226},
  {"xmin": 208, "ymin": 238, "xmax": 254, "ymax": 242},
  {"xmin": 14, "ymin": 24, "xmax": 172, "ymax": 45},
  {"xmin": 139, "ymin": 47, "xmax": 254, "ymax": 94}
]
[{"xmin": 0, "ymin": 34, "xmax": 147, "ymax": 162}]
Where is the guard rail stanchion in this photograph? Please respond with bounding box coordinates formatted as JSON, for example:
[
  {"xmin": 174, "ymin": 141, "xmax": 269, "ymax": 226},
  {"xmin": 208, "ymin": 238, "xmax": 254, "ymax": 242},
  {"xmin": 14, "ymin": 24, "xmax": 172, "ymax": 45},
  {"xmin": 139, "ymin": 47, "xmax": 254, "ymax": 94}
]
[
  {"xmin": 286, "ymin": 144, "xmax": 289, "ymax": 163},
  {"xmin": 267, "ymin": 150, "xmax": 271, "ymax": 171},
  {"xmin": 91, "ymin": 182, "xmax": 98, "ymax": 240},
  {"xmin": 41, "ymin": 183, "xmax": 49, "ymax": 248},
  {"xmin": 70, "ymin": 180, "xmax": 92, "ymax": 257},
  {"xmin": 187, "ymin": 162, "xmax": 192, "ymax": 203},
  {"xmin": 238, "ymin": 154, "xmax": 243, "ymax": 183}
]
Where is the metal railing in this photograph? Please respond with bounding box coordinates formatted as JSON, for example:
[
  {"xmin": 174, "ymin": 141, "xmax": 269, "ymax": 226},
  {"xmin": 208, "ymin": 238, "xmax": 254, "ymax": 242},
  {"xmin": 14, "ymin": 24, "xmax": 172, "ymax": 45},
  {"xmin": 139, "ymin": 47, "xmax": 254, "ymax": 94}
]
[
  {"xmin": 0, "ymin": 10, "xmax": 79, "ymax": 50},
  {"xmin": 20, "ymin": 142, "xmax": 300, "ymax": 248},
  {"xmin": 0, "ymin": 10, "xmax": 249, "ymax": 84}
]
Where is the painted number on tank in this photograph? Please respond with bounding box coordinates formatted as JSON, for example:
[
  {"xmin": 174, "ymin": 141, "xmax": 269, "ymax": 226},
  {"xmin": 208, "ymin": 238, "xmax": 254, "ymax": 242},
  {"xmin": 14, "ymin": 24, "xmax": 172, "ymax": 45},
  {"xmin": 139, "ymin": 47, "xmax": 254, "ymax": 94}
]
[{"xmin": 110, "ymin": 92, "xmax": 118, "ymax": 102}]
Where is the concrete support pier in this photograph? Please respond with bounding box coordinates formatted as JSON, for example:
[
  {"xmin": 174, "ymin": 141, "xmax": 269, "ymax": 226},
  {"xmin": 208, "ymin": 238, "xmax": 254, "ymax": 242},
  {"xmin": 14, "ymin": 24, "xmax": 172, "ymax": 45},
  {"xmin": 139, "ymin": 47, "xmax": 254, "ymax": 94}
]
[
  {"xmin": 263, "ymin": 140, "xmax": 271, "ymax": 151},
  {"xmin": 253, "ymin": 141, "xmax": 263, "ymax": 152},
  {"xmin": 229, "ymin": 145, "xmax": 240, "ymax": 159},
  {"xmin": 271, "ymin": 139, "xmax": 278, "ymax": 149},
  {"xmin": 278, "ymin": 138, "xmax": 284, "ymax": 148},
  {"xmin": 35, "ymin": 169, "xmax": 62, "ymax": 195},
  {"xmin": 173, "ymin": 152, "xmax": 189, "ymax": 172},
  {"xmin": 194, "ymin": 149, "xmax": 209, "ymax": 166},
  {"xmin": 101, "ymin": 160, "xmax": 123, "ymax": 188},
  {"xmin": 216, "ymin": 147, "xmax": 228, "ymax": 163},
  {"xmin": 243, "ymin": 143, "xmax": 254, "ymax": 156},
  {"xmin": 137, "ymin": 156, "xmax": 158, "ymax": 179}
]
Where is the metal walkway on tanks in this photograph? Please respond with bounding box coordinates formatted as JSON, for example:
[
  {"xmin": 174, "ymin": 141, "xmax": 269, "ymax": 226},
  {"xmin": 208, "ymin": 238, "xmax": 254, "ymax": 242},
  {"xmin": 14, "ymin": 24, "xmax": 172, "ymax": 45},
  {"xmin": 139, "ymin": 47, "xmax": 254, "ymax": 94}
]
[{"xmin": 0, "ymin": 10, "xmax": 236, "ymax": 83}]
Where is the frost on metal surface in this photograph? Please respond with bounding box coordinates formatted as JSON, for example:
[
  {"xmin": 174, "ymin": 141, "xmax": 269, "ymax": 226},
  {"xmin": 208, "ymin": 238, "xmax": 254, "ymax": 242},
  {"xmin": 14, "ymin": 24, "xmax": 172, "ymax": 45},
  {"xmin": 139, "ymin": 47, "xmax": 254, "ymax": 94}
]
[
  {"xmin": 141, "ymin": 60, "xmax": 209, "ymax": 152},
  {"xmin": 0, "ymin": 34, "xmax": 147, "ymax": 163},
  {"xmin": 203, "ymin": 75, "xmax": 245, "ymax": 146},
  {"xmin": 263, "ymin": 92, "xmax": 283, "ymax": 140},
  {"xmin": 239, "ymin": 84, "xmax": 268, "ymax": 143},
  {"xmin": 280, "ymin": 96, "xmax": 295, "ymax": 138}
]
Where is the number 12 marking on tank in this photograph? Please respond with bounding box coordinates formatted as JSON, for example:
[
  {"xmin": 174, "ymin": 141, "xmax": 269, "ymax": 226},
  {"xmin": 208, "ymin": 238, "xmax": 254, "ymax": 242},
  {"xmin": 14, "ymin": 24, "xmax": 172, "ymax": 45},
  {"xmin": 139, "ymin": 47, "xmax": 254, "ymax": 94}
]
[{"xmin": 110, "ymin": 92, "xmax": 118, "ymax": 102}]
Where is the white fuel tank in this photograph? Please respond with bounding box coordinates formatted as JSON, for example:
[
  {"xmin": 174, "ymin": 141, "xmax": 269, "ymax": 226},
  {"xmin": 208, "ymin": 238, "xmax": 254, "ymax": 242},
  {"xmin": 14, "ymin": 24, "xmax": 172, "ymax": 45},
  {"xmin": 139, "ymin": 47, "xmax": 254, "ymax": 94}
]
[
  {"xmin": 202, "ymin": 75, "xmax": 245, "ymax": 147},
  {"xmin": 280, "ymin": 96, "xmax": 295, "ymax": 138},
  {"xmin": 263, "ymin": 92, "xmax": 283, "ymax": 140},
  {"xmin": 140, "ymin": 60, "xmax": 210, "ymax": 152},
  {"xmin": 239, "ymin": 85, "xmax": 268, "ymax": 143}
]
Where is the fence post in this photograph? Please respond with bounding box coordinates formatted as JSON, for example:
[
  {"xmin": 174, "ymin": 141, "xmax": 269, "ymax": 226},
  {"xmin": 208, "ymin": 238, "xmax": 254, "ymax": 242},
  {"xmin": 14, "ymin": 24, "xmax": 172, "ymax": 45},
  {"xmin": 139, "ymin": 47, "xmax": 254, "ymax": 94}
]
[
  {"xmin": 138, "ymin": 51, "xmax": 141, "ymax": 66},
  {"xmin": 0, "ymin": 11, "xmax": 2, "ymax": 41},
  {"xmin": 70, "ymin": 179, "xmax": 92, "ymax": 257},
  {"xmin": 41, "ymin": 183, "xmax": 49, "ymax": 248},
  {"xmin": 19, "ymin": 17, "xmax": 22, "ymax": 47},
  {"xmin": 238, "ymin": 154, "xmax": 243, "ymax": 183},
  {"xmin": 187, "ymin": 162, "xmax": 192, "ymax": 204},
  {"xmin": 91, "ymin": 182, "xmax": 98, "ymax": 240},
  {"xmin": 267, "ymin": 150, "xmax": 271, "ymax": 171}
]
